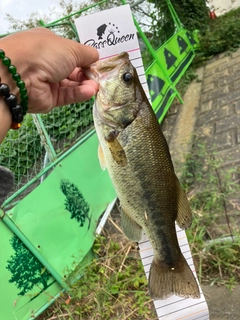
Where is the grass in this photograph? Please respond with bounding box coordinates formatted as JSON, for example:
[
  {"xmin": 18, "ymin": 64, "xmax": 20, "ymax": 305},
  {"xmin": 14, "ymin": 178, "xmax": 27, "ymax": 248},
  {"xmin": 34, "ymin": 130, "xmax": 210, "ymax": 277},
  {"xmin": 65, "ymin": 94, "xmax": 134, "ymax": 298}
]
[
  {"xmin": 199, "ymin": 7, "xmax": 240, "ymax": 57},
  {"xmin": 38, "ymin": 217, "xmax": 157, "ymax": 320}
]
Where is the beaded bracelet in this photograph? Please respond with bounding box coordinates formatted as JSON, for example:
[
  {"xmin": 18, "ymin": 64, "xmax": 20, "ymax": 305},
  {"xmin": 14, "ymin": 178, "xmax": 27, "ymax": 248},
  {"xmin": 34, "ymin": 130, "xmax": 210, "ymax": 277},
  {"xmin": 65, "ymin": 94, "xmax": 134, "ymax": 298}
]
[
  {"xmin": 0, "ymin": 49, "xmax": 28, "ymax": 129},
  {"xmin": 0, "ymin": 79, "xmax": 23, "ymax": 129}
]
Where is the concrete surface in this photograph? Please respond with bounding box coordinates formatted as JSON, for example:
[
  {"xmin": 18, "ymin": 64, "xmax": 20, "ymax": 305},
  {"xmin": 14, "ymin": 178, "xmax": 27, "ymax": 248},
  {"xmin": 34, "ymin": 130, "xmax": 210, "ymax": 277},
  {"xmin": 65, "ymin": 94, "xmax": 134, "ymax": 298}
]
[{"xmin": 202, "ymin": 284, "xmax": 240, "ymax": 320}]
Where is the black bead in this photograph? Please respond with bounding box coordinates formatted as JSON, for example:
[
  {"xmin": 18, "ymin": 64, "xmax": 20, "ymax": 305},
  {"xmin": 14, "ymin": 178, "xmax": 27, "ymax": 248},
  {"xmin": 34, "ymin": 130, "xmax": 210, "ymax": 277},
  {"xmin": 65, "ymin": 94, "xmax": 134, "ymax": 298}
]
[
  {"xmin": 0, "ymin": 83, "xmax": 10, "ymax": 97},
  {"xmin": 10, "ymin": 104, "xmax": 22, "ymax": 115},
  {"xmin": 4, "ymin": 94, "xmax": 18, "ymax": 108},
  {"xmin": 12, "ymin": 113, "xmax": 24, "ymax": 123}
]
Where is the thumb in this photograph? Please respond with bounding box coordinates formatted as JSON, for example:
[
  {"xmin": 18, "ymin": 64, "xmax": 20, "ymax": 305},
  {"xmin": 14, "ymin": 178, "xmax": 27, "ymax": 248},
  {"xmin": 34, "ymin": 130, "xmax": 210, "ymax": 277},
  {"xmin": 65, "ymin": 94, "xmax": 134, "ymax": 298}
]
[{"xmin": 68, "ymin": 40, "xmax": 99, "ymax": 68}]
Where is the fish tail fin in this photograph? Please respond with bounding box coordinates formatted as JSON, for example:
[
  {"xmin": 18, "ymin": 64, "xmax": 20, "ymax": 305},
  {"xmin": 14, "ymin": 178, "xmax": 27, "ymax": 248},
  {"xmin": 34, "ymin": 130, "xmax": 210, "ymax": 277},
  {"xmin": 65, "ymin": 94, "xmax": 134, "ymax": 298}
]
[{"xmin": 149, "ymin": 253, "xmax": 200, "ymax": 300}]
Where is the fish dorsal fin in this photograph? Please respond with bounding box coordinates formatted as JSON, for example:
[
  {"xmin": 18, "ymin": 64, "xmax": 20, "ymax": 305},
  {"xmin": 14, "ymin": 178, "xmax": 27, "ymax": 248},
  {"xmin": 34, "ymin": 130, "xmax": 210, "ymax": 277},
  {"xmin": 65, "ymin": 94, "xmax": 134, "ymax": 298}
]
[
  {"xmin": 175, "ymin": 176, "xmax": 192, "ymax": 229},
  {"xmin": 107, "ymin": 139, "xmax": 127, "ymax": 167},
  {"xmin": 121, "ymin": 205, "xmax": 143, "ymax": 242},
  {"xmin": 98, "ymin": 144, "xmax": 107, "ymax": 170}
]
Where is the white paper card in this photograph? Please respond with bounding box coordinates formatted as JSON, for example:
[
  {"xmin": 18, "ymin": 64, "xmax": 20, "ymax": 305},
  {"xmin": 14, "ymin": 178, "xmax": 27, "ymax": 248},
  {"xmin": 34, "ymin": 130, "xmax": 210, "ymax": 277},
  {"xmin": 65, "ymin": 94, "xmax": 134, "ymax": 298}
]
[
  {"xmin": 75, "ymin": 5, "xmax": 209, "ymax": 320},
  {"xmin": 75, "ymin": 4, "xmax": 149, "ymax": 97},
  {"xmin": 75, "ymin": 5, "xmax": 139, "ymax": 58}
]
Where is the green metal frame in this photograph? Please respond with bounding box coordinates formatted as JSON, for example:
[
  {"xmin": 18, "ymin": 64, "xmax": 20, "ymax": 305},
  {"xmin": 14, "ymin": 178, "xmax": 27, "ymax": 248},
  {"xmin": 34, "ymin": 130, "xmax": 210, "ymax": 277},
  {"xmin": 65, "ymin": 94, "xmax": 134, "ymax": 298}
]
[
  {"xmin": 1, "ymin": 0, "xmax": 199, "ymax": 207},
  {"xmin": 0, "ymin": 2, "xmax": 199, "ymax": 319},
  {"xmin": 2, "ymin": 129, "xmax": 95, "ymax": 208}
]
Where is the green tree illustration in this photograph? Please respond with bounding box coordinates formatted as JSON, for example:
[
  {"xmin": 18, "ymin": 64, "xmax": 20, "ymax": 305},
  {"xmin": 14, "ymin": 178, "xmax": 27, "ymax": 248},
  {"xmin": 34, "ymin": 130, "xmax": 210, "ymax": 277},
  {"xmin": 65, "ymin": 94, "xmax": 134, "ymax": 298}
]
[
  {"xmin": 60, "ymin": 179, "xmax": 92, "ymax": 229},
  {"xmin": 6, "ymin": 235, "xmax": 53, "ymax": 296}
]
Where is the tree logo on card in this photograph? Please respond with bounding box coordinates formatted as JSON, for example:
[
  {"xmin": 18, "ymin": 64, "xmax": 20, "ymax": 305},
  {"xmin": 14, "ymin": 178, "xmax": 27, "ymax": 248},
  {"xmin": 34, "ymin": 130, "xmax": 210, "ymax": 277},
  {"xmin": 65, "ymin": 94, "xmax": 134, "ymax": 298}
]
[{"xmin": 84, "ymin": 22, "xmax": 134, "ymax": 49}]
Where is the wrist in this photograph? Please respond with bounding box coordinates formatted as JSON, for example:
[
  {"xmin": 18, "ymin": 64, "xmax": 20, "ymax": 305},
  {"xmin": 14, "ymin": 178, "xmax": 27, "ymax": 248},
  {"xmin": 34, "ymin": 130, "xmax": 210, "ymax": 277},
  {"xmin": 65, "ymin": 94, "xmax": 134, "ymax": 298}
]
[
  {"xmin": 0, "ymin": 49, "xmax": 28, "ymax": 115},
  {"xmin": 0, "ymin": 48, "xmax": 19, "ymax": 98},
  {"xmin": 0, "ymin": 96, "xmax": 12, "ymax": 143},
  {"xmin": 0, "ymin": 44, "xmax": 29, "ymax": 134}
]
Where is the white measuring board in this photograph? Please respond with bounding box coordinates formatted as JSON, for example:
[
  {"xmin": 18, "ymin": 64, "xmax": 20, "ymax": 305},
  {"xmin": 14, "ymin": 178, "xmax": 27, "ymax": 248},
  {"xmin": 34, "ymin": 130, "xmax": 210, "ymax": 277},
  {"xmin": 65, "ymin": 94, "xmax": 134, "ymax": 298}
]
[{"xmin": 75, "ymin": 4, "xmax": 209, "ymax": 319}]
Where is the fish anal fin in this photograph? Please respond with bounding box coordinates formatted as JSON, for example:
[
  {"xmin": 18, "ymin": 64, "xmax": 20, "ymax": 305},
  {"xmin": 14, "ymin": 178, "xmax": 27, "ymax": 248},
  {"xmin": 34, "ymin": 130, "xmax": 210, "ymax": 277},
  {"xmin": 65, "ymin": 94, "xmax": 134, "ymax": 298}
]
[
  {"xmin": 149, "ymin": 253, "xmax": 200, "ymax": 300},
  {"xmin": 120, "ymin": 206, "xmax": 142, "ymax": 242},
  {"xmin": 98, "ymin": 144, "xmax": 107, "ymax": 170},
  {"xmin": 176, "ymin": 176, "xmax": 192, "ymax": 229}
]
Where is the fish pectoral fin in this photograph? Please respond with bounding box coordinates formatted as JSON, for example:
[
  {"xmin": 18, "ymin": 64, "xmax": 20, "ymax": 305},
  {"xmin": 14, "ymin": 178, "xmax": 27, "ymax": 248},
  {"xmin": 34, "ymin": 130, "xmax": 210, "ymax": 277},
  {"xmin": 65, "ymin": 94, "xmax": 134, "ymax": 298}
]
[
  {"xmin": 120, "ymin": 205, "xmax": 143, "ymax": 242},
  {"xmin": 107, "ymin": 139, "xmax": 127, "ymax": 167},
  {"xmin": 98, "ymin": 144, "xmax": 107, "ymax": 170},
  {"xmin": 175, "ymin": 176, "xmax": 192, "ymax": 229},
  {"xmin": 149, "ymin": 254, "xmax": 200, "ymax": 300}
]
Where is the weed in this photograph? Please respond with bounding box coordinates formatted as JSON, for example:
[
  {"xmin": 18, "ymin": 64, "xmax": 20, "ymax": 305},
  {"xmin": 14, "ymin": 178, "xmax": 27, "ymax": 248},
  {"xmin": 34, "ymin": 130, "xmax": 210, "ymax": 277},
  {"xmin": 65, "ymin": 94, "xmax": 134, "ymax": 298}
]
[
  {"xmin": 39, "ymin": 227, "xmax": 157, "ymax": 320},
  {"xmin": 200, "ymin": 7, "xmax": 240, "ymax": 56}
]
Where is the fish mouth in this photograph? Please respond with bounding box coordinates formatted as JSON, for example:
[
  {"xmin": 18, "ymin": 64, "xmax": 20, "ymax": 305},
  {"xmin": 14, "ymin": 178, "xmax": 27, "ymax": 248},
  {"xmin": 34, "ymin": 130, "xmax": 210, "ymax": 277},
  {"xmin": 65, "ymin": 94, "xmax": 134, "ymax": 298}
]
[{"xmin": 82, "ymin": 52, "xmax": 130, "ymax": 83}]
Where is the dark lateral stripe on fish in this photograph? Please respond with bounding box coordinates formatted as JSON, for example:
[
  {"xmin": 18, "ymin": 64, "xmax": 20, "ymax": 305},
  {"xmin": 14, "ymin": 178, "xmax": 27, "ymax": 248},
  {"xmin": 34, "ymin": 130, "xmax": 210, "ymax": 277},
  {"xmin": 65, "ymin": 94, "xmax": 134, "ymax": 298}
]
[
  {"xmin": 141, "ymin": 249, "xmax": 194, "ymax": 265},
  {"xmin": 154, "ymin": 229, "xmax": 177, "ymax": 265},
  {"xmin": 141, "ymin": 247, "xmax": 191, "ymax": 263},
  {"xmin": 142, "ymin": 228, "xmax": 188, "ymax": 236},
  {"xmin": 142, "ymin": 260, "xmax": 195, "ymax": 271},
  {"xmin": 140, "ymin": 229, "xmax": 183, "ymax": 243}
]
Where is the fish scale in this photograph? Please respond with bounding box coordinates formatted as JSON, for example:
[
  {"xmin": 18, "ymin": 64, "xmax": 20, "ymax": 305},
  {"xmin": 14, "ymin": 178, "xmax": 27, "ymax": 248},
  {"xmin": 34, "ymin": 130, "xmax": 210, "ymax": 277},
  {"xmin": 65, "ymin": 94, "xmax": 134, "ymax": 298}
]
[{"xmin": 83, "ymin": 52, "xmax": 200, "ymax": 300}]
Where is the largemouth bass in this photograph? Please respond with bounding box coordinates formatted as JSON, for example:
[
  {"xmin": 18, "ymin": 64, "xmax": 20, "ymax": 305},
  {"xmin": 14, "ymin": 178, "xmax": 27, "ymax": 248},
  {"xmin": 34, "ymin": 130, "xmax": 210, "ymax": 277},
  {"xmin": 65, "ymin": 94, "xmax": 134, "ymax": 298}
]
[{"xmin": 84, "ymin": 52, "xmax": 200, "ymax": 300}]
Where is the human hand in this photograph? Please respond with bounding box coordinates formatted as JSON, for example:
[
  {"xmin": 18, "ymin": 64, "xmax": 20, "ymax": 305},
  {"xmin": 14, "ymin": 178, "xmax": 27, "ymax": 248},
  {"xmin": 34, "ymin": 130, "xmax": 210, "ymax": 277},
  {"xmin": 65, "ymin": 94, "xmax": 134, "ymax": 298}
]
[{"xmin": 0, "ymin": 28, "xmax": 99, "ymax": 114}]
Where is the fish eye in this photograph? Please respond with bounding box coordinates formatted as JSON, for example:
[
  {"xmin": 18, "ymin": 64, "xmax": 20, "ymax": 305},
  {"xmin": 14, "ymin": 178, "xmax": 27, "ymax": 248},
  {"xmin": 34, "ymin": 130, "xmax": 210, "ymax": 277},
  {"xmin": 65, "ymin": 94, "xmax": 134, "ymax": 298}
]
[{"xmin": 122, "ymin": 72, "xmax": 133, "ymax": 84}]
